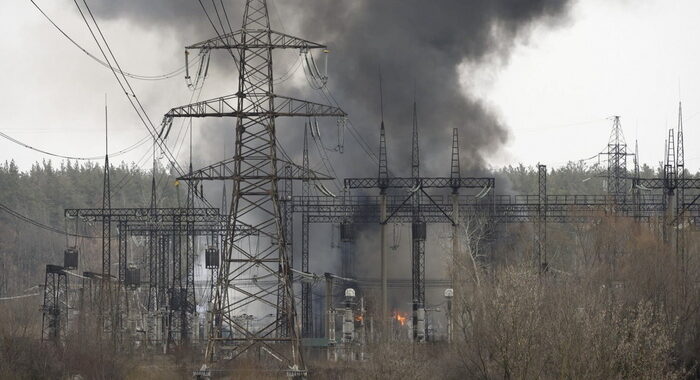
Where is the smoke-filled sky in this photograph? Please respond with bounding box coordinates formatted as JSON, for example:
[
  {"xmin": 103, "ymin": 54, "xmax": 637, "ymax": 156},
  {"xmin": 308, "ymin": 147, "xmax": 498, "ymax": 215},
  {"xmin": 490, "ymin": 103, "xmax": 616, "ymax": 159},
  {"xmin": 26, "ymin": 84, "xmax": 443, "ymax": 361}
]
[{"xmin": 3, "ymin": 0, "xmax": 700, "ymax": 178}]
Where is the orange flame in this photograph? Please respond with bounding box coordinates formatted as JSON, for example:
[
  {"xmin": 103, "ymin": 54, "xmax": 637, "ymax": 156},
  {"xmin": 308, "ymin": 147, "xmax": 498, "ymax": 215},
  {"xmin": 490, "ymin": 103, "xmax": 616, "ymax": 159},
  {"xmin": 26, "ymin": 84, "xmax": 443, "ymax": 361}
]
[
  {"xmin": 393, "ymin": 311, "xmax": 407, "ymax": 326},
  {"xmin": 355, "ymin": 315, "xmax": 364, "ymax": 322}
]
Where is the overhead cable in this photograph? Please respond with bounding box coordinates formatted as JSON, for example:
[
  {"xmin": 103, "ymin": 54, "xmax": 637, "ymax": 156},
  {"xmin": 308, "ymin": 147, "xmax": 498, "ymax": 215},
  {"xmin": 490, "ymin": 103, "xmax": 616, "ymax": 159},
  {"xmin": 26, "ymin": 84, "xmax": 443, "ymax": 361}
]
[
  {"xmin": 0, "ymin": 293, "xmax": 41, "ymax": 301},
  {"xmin": 29, "ymin": 0, "xmax": 199, "ymax": 81},
  {"xmin": 73, "ymin": 0, "xmax": 213, "ymax": 210},
  {"xmin": 0, "ymin": 130, "xmax": 149, "ymax": 161},
  {"xmin": 0, "ymin": 202, "xmax": 95, "ymax": 239}
]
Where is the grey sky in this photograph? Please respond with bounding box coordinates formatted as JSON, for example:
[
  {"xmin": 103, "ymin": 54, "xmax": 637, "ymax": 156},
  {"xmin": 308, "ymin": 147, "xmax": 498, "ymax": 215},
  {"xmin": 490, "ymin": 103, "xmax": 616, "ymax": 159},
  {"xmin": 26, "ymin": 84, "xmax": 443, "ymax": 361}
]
[{"xmin": 2, "ymin": 0, "xmax": 699, "ymax": 176}]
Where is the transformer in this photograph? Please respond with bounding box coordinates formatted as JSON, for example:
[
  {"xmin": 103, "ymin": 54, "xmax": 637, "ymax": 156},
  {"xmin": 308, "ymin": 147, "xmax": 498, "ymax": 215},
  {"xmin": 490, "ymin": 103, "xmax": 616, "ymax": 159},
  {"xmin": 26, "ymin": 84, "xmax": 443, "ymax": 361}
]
[
  {"xmin": 340, "ymin": 223, "xmax": 355, "ymax": 242},
  {"xmin": 169, "ymin": 288, "xmax": 188, "ymax": 311},
  {"xmin": 412, "ymin": 222, "xmax": 426, "ymax": 241},
  {"xmin": 125, "ymin": 265, "xmax": 140, "ymax": 288},
  {"xmin": 205, "ymin": 246, "xmax": 219, "ymax": 269},
  {"xmin": 63, "ymin": 247, "xmax": 79, "ymax": 270}
]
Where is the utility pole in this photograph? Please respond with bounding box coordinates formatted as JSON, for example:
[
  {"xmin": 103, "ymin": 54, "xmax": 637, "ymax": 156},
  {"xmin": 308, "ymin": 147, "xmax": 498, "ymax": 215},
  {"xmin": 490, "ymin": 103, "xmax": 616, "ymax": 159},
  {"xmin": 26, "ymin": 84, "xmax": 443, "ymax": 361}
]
[
  {"xmin": 41, "ymin": 265, "xmax": 68, "ymax": 345},
  {"xmin": 101, "ymin": 99, "xmax": 112, "ymax": 340},
  {"xmin": 450, "ymin": 128, "xmax": 460, "ymax": 272},
  {"xmin": 147, "ymin": 139, "xmax": 158, "ymax": 346},
  {"xmin": 302, "ymin": 124, "xmax": 312, "ymax": 337},
  {"xmin": 537, "ymin": 164, "xmax": 547, "ymax": 272},
  {"xmin": 675, "ymin": 102, "xmax": 687, "ymax": 284},
  {"xmin": 411, "ymin": 103, "xmax": 426, "ymax": 342},
  {"xmin": 324, "ymin": 273, "xmax": 336, "ymax": 361},
  {"xmin": 633, "ymin": 140, "xmax": 641, "ymax": 220},
  {"xmin": 664, "ymin": 129, "xmax": 676, "ymax": 244},
  {"xmin": 280, "ymin": 163, "xmax": 293, "ymax": 339},
  {"xmin": 378, "ymin": 102, "xmax": 389, "ymax": 341}
]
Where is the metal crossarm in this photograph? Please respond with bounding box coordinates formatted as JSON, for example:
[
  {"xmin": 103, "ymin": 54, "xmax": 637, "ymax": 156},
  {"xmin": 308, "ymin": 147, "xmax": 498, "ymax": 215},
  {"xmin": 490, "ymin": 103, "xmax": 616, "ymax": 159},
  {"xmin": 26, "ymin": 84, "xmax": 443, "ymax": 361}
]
[
  {"xmin": 163, "ymin": 94, "xmax": 346, "ymax": 120},
  {"xmin": 177, "ymin": 158, "xmax": 333, "ymax": 182},
  {"xmin": 187, "ymin": 29, "xmax": 327, "ymax": 50},
  {"xmin": 293, "ymin": 192, "xmax": 669, "ymax": 225},
  {"xmin": 272, "ymin": 95, "xmax": 346, "ymax": 117},
  {"xmin": 65, "ymin": 207, "xmax": 220, "ymax": 222},
  {"xmin": 344, "ymin": 177, "xmax": 494, "ymax": 189},
  {"xmin": 634, "ymin": 177, "xmax": 700, "ymax": 189}
]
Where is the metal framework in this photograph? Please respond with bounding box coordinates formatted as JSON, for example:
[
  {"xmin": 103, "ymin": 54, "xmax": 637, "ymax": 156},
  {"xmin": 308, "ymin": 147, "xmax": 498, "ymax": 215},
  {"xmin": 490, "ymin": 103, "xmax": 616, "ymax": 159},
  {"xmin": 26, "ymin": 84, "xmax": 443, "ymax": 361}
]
[
  {"xmin": 66, "ymin": 204, "xmax": 225, "ymax": 350},
  {"xmin": 301, "ymin": 125, "xmax": 312, "ymax": 337},
  {"xmin": 410, "ymin": 103, "xmax": 426, "ymax": 342},
  {"xmin": 169, "ymin": 0, "xmax": 345, "ymax": 374},
  {"xmin": 289, "ymin": 116, "xmax": 700, "ymax": 344},
  {"xmin": 607, "ymin": 116, "xmax": 628, "ymax": 205},
  {"xmin": 676, "ymin": 102, "xmax": 687, "ymax": 277},
  {"xmin": 41, "ymin": 265, "xmax": 68, "ymax": 345},
  {"xmin": 536, "ymin": 164, "xmax": 547, "ymax": 272},
  {"xmin": 40, "ymin": 2, "xmax": 700, "ymax": 368}
]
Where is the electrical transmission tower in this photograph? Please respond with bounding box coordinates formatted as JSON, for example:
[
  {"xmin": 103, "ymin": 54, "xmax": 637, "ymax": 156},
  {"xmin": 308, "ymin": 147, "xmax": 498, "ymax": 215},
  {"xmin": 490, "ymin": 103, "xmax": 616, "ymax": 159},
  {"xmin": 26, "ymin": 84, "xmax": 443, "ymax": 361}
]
[
  {"xmin": 301, "ymin": 124, "xmax": 311, "ymax": 337},
  {"xmin": 410, "ymin": 103, "xmax": 427, "ymax": 342},
  {"xmin": 166, "ymin": 0, "xmax": 345, "ymax": 374},
  {"xmin": 101, "ymin": 103, "xmax": 112, "ymax": 341},
  {"xmin": 607, "ymin": 116, "xmax": 628, "ymax": 206},
  {"xmin": 675, "ymin": 102, "xmax": 687, "ymax": 280}
]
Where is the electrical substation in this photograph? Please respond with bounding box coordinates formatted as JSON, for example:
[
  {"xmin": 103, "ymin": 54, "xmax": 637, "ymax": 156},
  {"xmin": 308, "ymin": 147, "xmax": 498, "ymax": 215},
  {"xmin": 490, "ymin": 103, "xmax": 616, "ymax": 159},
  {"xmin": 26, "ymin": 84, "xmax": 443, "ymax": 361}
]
[{"xmin": 27, "ymin": 0, "xmax": 700, "ymax": 378}]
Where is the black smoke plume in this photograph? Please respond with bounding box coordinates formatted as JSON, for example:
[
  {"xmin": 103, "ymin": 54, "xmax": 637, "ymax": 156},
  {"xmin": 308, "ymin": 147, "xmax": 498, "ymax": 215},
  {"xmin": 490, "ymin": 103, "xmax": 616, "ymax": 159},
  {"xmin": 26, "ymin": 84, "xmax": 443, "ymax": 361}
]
[
  {"xmin": 282, "ymin": 0, "xmax": 573, "ymax": 174},
  {"xmin": 78, "ymin": 0, "xmax": 575, "ymax": 314},
  {"xmin": 80, "ymin": 0, "xmax": 572, "ymax": 175}
]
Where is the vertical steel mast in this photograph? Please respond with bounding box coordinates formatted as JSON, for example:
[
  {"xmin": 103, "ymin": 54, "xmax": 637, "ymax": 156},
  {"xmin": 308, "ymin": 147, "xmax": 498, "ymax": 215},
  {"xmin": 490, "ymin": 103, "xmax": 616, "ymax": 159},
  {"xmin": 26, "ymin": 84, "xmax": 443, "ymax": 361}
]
[
  {"xmin": 101, "ymin": 99, "xmax": 112, "ymax": 338},
  {"xmin": 410, "ymin": 102, "xmax": 426, "ymax": 342},
  {"xmin": 536, "ymin": 164, "xmax": 547, "ymax": 272},
  {"xmin": 301, "ymin": 123, "xmax": 311, "ymax": 337},
  {"xmin": 607, "ymin": 116, "xmax": 627, "ymax": 206},
  {"xmin": 166, "ymin": 0, "xmax": 345, "ymax": 373},
  {"xmin": 676, "ymin": 102, "xmax": 686, "ymax": 279}
]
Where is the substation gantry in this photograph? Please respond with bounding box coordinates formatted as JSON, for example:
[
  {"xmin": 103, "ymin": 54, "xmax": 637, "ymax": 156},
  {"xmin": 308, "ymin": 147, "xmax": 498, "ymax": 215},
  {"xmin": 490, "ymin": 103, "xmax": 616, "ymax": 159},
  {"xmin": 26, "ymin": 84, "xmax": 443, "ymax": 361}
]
[
  {"xmin": 38, "ymin": 0, "xmax": 700, "ymax": 376},
  {"xmin": 289, "ymin": 111, "xmax": 700, "ymax": 343}
]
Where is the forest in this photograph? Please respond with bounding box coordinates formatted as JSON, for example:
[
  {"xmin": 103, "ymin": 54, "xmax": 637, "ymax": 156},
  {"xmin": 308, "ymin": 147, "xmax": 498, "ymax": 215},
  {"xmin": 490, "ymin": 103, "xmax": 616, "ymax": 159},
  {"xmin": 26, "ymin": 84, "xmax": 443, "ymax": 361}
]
[{"xmin": 0, "ymin": 158, "xmax": 696, "ymax": 379}]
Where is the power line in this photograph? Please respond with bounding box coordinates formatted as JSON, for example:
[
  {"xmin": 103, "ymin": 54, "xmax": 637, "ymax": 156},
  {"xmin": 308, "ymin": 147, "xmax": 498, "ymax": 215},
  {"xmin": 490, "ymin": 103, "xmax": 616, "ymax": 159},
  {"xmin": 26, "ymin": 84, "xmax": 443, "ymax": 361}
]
[
  {"xmin": 0, "ymin": 293, "xmax": 41, "ymax": 301},
  {"xmin": 29, "ymin": 0, "xmax": 199, "ymax": 81},
  {"xmin": 218, "ymin": 0, "xmax": 235, "ymax": 34},
  {"xmin": 0, "ymin": 130, "xmax": 149, "ymax": 161},
  {"xmin": 0, "ymin": 202, "xmax": 95, "ymax": 239},
  {"xmin": 197, "ymin": 0, "xmax": 223, "ymax": 37},
  {"xmin": 72, "ymin": 0, "xmax": 215, "ymax": 211},
  {"xmin": 310, "ymin": 124, "xmax": 342, "ymax": 191},
  {"xmin": 109, "ymin": 68, "xmax": 206, "ymax": 202},
  {"xmin": 197, "ymin": 0, "xmax": 239, "ymax": 70},
  {"xmin": 210, "ymin": 0, "xmax": 229, "ymax": 38},
  {"xmin": 321, "ymin": 86, "xmax": 378, "ymax": 164}
]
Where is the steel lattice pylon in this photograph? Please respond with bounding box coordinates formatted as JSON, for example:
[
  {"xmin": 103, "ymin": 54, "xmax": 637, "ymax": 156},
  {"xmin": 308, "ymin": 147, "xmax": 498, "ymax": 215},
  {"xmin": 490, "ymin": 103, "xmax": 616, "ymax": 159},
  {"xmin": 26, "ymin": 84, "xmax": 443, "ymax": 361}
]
[
  {"xmin": 301, "ymin": 125, "xmax": 312, "ymax": 337},
  {"xmin": 168, "ymin": 0, "xmax": 346, "ymax": 373},
  {"xmin": 676, "ymin": 102, "xmax": 687, "ymax": 279},
  {"xmin": 607, "ymin": 116, "xmax": 628, "ymax": 205},
  {"xmin": 41, "ymin": 265, "xmax": 68, "ymax": 345},
  {"xmin": 536, "ymin": 164, "xmax": 547, "ymax": 272},
  {"xmin": 410, "ymin": 102, "xmax": 426, "ymax": 342},
  {"xmin": 211, "ymin": 1, "xmax": 298, "ymax": 364}
]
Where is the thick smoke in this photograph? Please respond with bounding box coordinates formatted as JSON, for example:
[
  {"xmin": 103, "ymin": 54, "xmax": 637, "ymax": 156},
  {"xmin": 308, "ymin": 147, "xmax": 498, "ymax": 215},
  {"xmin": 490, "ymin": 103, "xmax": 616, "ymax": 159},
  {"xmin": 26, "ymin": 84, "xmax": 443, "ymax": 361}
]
[
  {"xmin": 80, "ymin": 0, "xmax": 573, "ymax": 175},
  {"xmin": 77, "ymin": 0, "xmax": 574, "ymax": 316},
  {"xmin": 281, "ymin": 0, "xmax": 573, "ymax": 175}
]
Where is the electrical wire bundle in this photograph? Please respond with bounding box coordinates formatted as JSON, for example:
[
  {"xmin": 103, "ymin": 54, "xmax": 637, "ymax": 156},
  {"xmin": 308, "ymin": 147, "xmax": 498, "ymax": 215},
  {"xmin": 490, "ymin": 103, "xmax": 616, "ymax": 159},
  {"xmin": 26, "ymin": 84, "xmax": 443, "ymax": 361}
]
[
  {"xmin": 30, "ymin": 0, "xmax": 202, "ymax": 81},
  {"xmin": 302, "ymin": 50, "xmax": 328, "ymax": 90}
]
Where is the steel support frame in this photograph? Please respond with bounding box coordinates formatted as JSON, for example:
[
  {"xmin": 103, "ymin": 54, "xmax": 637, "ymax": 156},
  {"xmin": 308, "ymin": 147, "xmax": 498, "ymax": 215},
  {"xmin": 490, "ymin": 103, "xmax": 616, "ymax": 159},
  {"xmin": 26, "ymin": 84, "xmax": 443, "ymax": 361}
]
[{"xmin": 41, "ymin": 265, "xmax": 68, "ymax": 345}]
